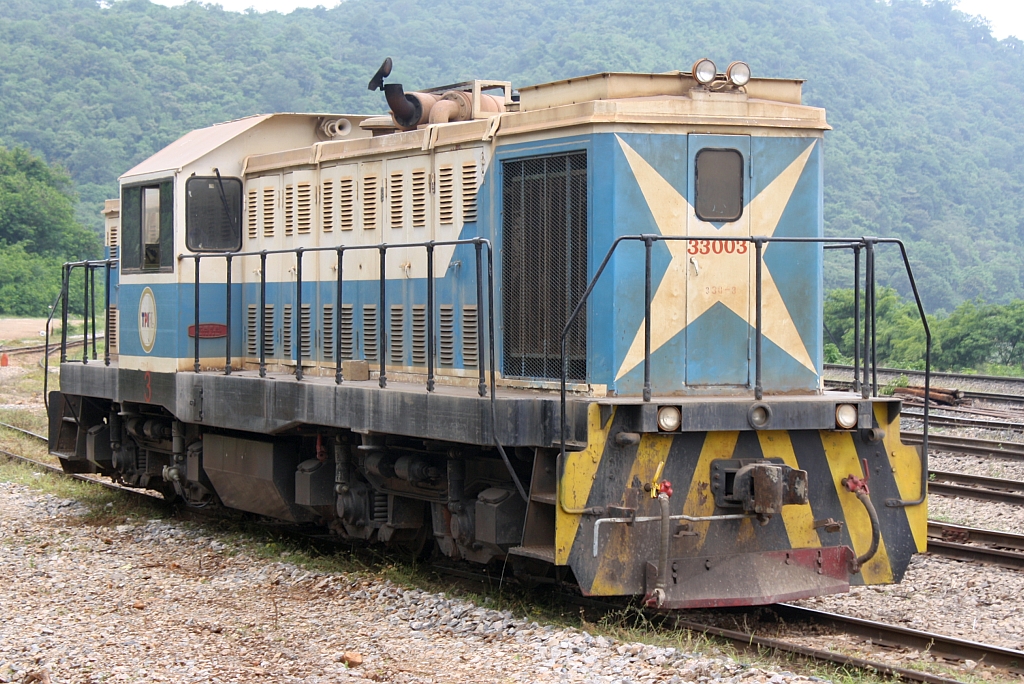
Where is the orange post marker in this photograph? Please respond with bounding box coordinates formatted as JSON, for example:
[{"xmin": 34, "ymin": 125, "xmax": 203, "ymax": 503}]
[{"xmin": 0, "ymin": 353, "xmax": 8, "ymax": 367}]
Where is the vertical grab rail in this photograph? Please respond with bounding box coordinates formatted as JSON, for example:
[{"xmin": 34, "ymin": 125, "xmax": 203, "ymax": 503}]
[
  {"xmin": 224, "ymin": 254, "xmax": 233, "ymax": 375},
  {"xmin": 259, "ymin": 251, "xmax": 267, "ymax": 378},
  {"xmin": 194, "ymin": 256, "xmax": 202, "ymax": 373},
  {"xmin": 643, "ymin": 237, "xmax": 653, "ymax": 403},
  {"xmin": 474, "ymin": 241, "xmax": 487, "ymax": 397},
  {"xmin": 295, "ymin": 248, "xmax": 304, "ymax": 381},
  {"xmin": 90, "ymin": 266, "xmax": 98, "ymax": 361},
  {"xmin": 426, "ymin": 243, "xmax": 435, "ymax": 392},
  {"xmin": 853, "ymin": 246, "xmax": 861, "ymax": 394},
  {"xmin": 82, "ymin": 263, "xmax": 89, "ymax": 364},
  {"xmin": 335, "ymin": 247, "xmax": 344, "ymax": 384},
  {"xmin": 754, "ymin": 238, "xmax": 764, "ymax": 401},
  {"xmin": 104, "ymin": 262, "xmax": 112, "ymax": 367},
  {"xmin": 378, "ymin": 246, "xmax": 387, "ymax": 388}
]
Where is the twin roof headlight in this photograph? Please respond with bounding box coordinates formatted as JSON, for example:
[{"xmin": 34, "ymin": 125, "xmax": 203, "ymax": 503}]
[
  {"xmin": 691, "ymin": 59, "xmax": 751, "ymax": 87},
  {"xmin": 726, "ymin": 61, "xmax": 751, "ymax": 86},
  {"xmin": 692, "ymin": 58, "xmax": 717, "ymax": 85}
]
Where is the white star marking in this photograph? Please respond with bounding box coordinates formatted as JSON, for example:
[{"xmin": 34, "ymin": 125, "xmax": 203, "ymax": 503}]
[{"xmin": 615, "ymin": 136, "xmax": 817, "ymax": 381}]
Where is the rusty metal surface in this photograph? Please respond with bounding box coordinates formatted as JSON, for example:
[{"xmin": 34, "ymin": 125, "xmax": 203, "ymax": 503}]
[{"xmin": 642, "ymin": 547, "xmax": 852, "ymax": 609}]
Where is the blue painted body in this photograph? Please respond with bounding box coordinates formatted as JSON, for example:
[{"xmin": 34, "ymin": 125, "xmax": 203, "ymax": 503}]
[{"xmin": 118, "ymin": 131, "xmax": 823, "ymax": 396}]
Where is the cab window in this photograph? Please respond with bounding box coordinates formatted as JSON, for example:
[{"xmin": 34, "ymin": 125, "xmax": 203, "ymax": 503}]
[
  {"xmin": 695, "ymin": 149, "xmax": 743, "ymax": 222},
  {"xmin": 121, "ymin": 180, "xmax": 173, "ymax": 272},
  {"xmin": 186, "ymin": 176, "xmax": 242, "ymax": 252}
]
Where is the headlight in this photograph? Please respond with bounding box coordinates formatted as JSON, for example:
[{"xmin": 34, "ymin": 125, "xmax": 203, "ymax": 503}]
[
  {"xmin": 836, "ymin": 403, "xmax": 858, "ymax": 429},
  {"xmin": 748, "ymin": 403, "xmax": 771, "ymax": 429},
  {"xmin": 657, "ymin": 406, "xmax": 682, "ymax": 432},
  {"xmin": 726, "ymin": 61, "xmax": 751, "ymax": 86},
  {"xmin": 692, "ymin": 58, "xmax": 717, "ymax": 85}
]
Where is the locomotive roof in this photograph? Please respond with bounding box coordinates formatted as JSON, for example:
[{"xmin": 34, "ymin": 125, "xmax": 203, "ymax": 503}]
[{"xmin": 120, "ymin": 113, "xmax": 358, "ymax": 181}]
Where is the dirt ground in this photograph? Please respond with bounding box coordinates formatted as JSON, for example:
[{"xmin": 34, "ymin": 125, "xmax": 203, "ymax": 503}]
[{"xmin": 0, "ymin": 318, "xmax": 52, "ymax": 345}]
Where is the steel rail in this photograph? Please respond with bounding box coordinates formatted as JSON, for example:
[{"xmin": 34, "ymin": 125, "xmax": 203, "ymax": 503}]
[
  {"xmin": 824, "ymin": 363, "xmax": 1024, "ymax": 387},
  {"xmin": 901, "ymin": 412, "xmax": 1024, "ymax": 432},
  {"xmin": 927, "ymin": 522, "xmax": 1024, "ymax": 569},
  {"xmin": 0, "ymin": 422, "xmax": 47, "ymax": 443},
  {"xmin": 0, "ymin": 339, "xmax": 86, "ymax": 356},
  {"xmin": 768, "ymin": 604, "xmax": 1024, "ymax": 674},
  {"xmin": 901, "ymin": 433, "xmax": 1024, "ymax": 461},
  {"xmin": 928, "ymin": 471, "xmax": 1024, "ymax": 506},
  {"xmin": 928, "ymin": 521, "xmax": 1024, "ymax": 551}
]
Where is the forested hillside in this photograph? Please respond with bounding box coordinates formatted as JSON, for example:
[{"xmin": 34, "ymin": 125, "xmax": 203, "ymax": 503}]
[{"xmin": 1, "ymin": 0, "xmax": 1022, "ymax": 311}]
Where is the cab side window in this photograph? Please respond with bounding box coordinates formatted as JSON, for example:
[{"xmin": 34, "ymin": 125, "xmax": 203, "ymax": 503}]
[
  {"xmin": 185, "ymin": 176, "xmax": 242, "ymax": 252},
  {"xmin": 122, "ymin": 180, "xmax": 174, "ymax": 271}
]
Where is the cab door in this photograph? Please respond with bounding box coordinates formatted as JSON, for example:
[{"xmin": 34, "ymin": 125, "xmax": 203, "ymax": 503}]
[{"xmin": 685, "ymin": 135, "xmax": 751, "ymax": 387}]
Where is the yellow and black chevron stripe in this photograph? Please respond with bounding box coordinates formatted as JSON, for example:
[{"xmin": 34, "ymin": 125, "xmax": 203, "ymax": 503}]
[{"xmin": 555, "ymin": 403, "xmax": 927, "ymax": 599}]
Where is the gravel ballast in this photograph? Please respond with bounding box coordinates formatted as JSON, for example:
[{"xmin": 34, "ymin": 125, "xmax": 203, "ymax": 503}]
[{"xmin": 0, "ymin": 481, "xmax": 829, "ymax": 684}]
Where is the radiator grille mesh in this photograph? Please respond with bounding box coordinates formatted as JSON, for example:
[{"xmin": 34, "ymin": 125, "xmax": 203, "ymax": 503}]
[{"xmin": 501, "ymin": 152, "xmax": 588, "ymax": 381}]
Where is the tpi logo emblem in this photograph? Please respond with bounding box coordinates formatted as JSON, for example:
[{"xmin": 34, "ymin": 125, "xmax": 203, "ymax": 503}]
[{"xmin": 138, "ymin": 287, "xmax": 157, "ymax": 354}]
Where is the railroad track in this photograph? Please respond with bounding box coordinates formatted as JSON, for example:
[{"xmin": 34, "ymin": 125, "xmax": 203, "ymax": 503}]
[
  {"xmin": 823, "ymin": 363, "xmax": 1024, "ymax": 389},
  {"xmin": 900, "ymin": 410, "xmax": 1024, "ymax": 432},
  {"xmin": 3, "ymin": 421, "xmax": 1023, "ymax": 680},
  {"xmin": 929, "ymin": 470, "xmax": 1024, "ymax": 506},
  {"xmin": 927, "ymin": 522, "xmax": 1024, "ymax": 570},
  {"xmin": 902, "ymin": 432, "xmax": 1024, "ymax": 461},
  {"xmin": 0, "ymin": 338, "xmax": 85, "ymax": 356}
]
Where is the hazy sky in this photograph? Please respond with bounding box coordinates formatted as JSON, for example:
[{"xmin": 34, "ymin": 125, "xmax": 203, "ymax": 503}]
[{"xmin": 149, "ymin": 0, "xmax": 1024, "ymax": 40}]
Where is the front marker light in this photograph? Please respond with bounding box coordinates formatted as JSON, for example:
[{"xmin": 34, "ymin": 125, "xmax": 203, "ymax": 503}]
[
  {"xmin": 692, "ymin": 58, "xmax": 717, "ymax": 85},
  {"xmin": 657, "ymin": 406, "xmax": 682, "ymax": 432},
  {"xmin": 836, "ymin": 403, "xmax": 858, "ymax": 429}
]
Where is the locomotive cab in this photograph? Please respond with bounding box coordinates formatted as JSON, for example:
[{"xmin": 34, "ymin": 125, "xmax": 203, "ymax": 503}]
[{"xmin": 50, "ymin": 62, "xmax": 928, "ymax": 609}]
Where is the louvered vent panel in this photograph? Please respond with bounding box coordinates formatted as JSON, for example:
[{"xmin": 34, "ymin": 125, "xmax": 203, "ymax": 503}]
[
  {"xmin": 412, "ymin": 305, "xmax": 426, "ymax": 366},
  {"xmin": 439, "ymin": 305, "xmax": 455, "ymax": 366},
  {"xmin": 107, "ymin": 307, "xmax": 118, "ymax": 353},
  {"xmin": 390, "ymin": 305, "xmax": 405, "ymax": 364},
  {"xmin": 340, "ymin": 304, "xmax": 354, "ymax": 360},
  {"xmin": 438, "ymin": 166, "xmax": 454, "ymax": 224},
  {"xmin": 389, "ymin": 172, "xmax": 404, "ymax": 229},
  {"xmin": 339, "ymin": 178, "xmax": 355, "ymax": 231},
  {"xmin": 282, "ymin": 305, "xmax": 293, "ymax": 357},
  {"xmin": 262, "ymin": 187, "xmax": 275, "ymax": 237},
  {"xmin": 363, "ymin": 176, "xmax": 378, "ymax": 230},
  {"xmin": 322, "ymin": 305, "xmax": 335, "ymax": 360},
  {"xmin": 246, "ymin": 305, "xmax": 258, "ymax": 357},
  {"xmin": 321, "ymin": 179, "xmax": 334, "ymax": 232},
  {"xmin": 297, "ymin": 182, "xmax": 313, "ymax": 234},
  {"xmin": 300, "ymin": 304, "xmax": 312, "ymax": 358},
  {"xmin": 284, "ymin": 184, "xmax": 295, "ymax": 236},
  {"xmin": 411, "ymin": 170, "xmax": 427, "ymax": 228},
  {"xmin": 461, "ymin": 162, "xmax": 478, "ymax": 223},
  {"xmin": 263, "ymin": 305, "xmax": 275, "ymax": 357},
  {"xmin": 247, "ymin": 189, "xmax": 258, "ymax": 239},
  {"xmin": 363, "ymin": 305, "xmax": 378, "ymax": 361},
  {"xmin": 108, "ymin": 223, "xmax": 119, "ymax": 248},
  {"xmin": 462, "ymin": 305, "xmax": 479, "ymax": 368}
]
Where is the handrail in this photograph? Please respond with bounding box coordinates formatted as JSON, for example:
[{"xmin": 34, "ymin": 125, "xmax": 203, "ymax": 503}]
[
  {"xmin": 177, "ymin": 238, "xmax": 529, "ymax": 503},
  {"xmin": 557, "ymin": 235, "xmax": 930, "ymax": 515},
  {"xmin": 44, "ymin": 258, "xmax": 118, "ymax": 411}
]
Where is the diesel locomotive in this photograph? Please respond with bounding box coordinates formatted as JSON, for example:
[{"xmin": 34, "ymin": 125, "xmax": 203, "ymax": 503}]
[{"xmin": 49, "ymin": 59, "xmax": 930, "ymax": 609}]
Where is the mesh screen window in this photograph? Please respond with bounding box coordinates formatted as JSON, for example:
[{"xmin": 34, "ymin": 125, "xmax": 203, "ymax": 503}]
[
  {"xmin": 695, "ymin": 149, "xmax": 744, "ymax": 222},
  {"xmin": 186, "ymin": 176, "xmax": 243, "ymax": 252},
  {"xmin": 501, "ymin": 152, "xmax": 588, "ymax": 381}
]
